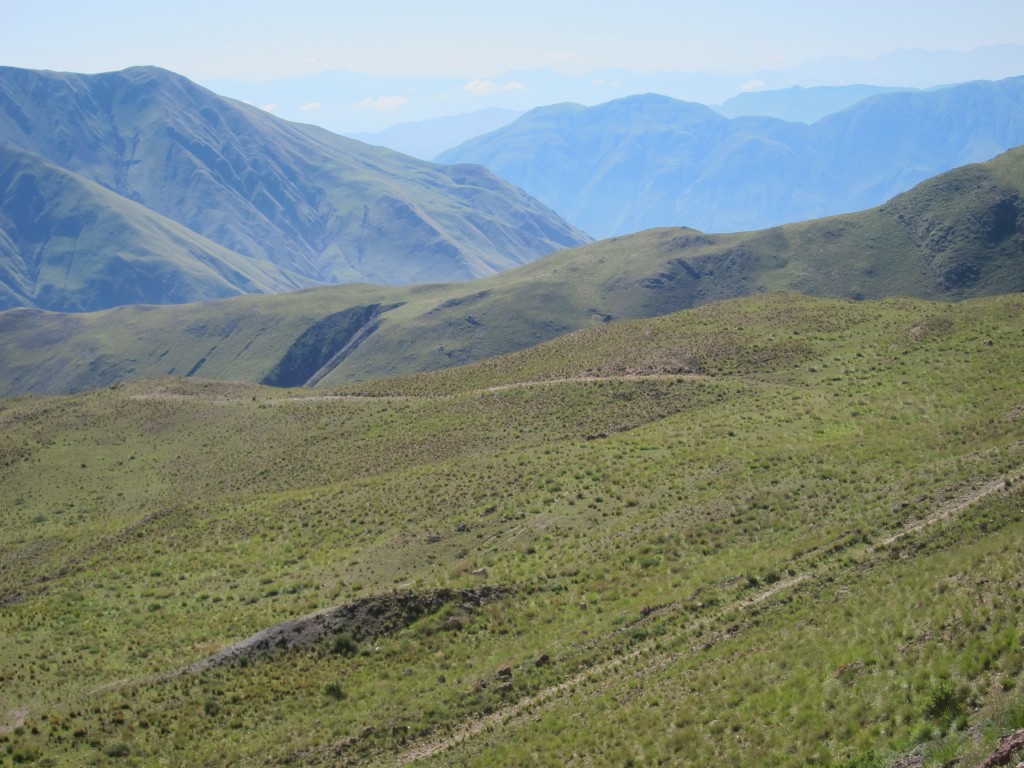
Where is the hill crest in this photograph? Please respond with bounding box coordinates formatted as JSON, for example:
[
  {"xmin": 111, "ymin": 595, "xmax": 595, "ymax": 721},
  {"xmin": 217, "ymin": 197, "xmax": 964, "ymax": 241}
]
[{"xmin": 0, "ymin": 145, "xmax": 1021, "ymax": 397}]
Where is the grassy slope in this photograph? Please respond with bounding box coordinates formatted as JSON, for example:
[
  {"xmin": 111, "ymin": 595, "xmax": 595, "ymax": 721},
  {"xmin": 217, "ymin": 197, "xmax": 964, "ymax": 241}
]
[
  {"xmin": 0, "ymin": 143, "xmax": 316, "ymax": 312},
  {"xmin": 1, "ymin": 292, "xmax": 1023, "ymax": 766},
  {"xmin": 0, "ymin": 145, "xmax": 1021, "ymax": 397}
]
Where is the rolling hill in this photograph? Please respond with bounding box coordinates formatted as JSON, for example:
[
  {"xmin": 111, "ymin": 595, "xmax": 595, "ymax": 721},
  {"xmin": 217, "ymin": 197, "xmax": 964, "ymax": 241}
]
[
  {"xmin": 436, "ymin": 76, "xmax": 1024, "ymax": 238},
  {"xmin": 0, "ymin": 145, "xmax": 1021, "ymax": 397},
  {"xmin": 0, "ymin": 66, "xmax": 588, "ymax": 310},
  {"xmin": 1, "ymin": 291, "xmax": 1023, "ymax": 765}
]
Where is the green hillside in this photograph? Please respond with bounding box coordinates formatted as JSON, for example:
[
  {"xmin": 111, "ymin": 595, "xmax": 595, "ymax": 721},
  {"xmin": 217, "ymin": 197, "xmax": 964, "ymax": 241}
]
[
  {"xmin": 1, "ymin": 146, "xmax": 1021, "ymax": 397},
  {"xmin": 1, "ymin": 292, "xmax": 1023, "ymax": 766}
]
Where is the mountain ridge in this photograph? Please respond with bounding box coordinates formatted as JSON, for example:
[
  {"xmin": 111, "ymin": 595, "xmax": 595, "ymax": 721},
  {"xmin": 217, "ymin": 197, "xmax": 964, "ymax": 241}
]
[
  {"xmin": 0, "ymin": 145, "xmax": 1021, "ymax": 397},
  {"xmin": 437, "ymin": 76, "xmax": 1024, "ymax": 238},
  {"xmin": 200, "ymin": 43, "xmax": 1024, "ymax": 133},
  {"xmin": 0, "ymin": 142, "xmax": 317, "ymax": 311},
  {"xmin": 714, "ymin": 84, "xmax": 915, "ymax": 123},
  {"xmin": 0, "ymin": 65, "xmax": 589, "ymax": 310}
]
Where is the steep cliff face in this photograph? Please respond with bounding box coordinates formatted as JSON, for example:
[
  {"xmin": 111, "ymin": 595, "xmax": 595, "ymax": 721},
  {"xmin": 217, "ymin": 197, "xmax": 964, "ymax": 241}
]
[{"xmin": 261, "ymin": 303, "xmax": 399, "ymax": 388}]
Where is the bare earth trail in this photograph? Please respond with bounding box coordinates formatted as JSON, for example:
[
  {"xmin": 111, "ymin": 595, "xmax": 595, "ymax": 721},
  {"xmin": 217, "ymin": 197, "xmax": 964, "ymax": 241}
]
[
  {"xmin": 475, "ymin": 373, "xmax": 716, "ymax": 393},
  {"xmin": 128, "ymin": 373, "xmax": 719, "ymax": 405},
  {"xmin": 387, "ymin": 466, "xmax": 1023, "ymax": 767},
  {"xmin": 0, "ymin": 707, "xmax": 28, "ymax": 736}
]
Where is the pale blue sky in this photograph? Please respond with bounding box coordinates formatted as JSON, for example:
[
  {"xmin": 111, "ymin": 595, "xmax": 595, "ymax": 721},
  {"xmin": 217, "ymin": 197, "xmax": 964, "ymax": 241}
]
[{"xmin": 2, "ymin": 0, "xmax": 1022, "ymax": 81}]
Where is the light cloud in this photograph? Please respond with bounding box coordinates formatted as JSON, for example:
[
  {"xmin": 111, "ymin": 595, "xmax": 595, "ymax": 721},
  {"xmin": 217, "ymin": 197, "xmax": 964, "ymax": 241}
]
[
  {"xmin": 462, "ymin": 79, "xmax": 526, "ymax": 96},
  {"xmin": 739, "ymin": 79, "xmax": 766, "ymax": 92},
  {"xmin": 542, "ymin": 53, "xmax": 580, "ymax": 65},
  {"xmin": 299, "ymin": 101, "xmax": 322, "ymax": 111},
  {"xmin": 260, "ymin": 103, "xmax": 279, "ymax": 112},
  {"xmin": 356, "ymin": 95, "xmax": 409, "ymax": 112}
]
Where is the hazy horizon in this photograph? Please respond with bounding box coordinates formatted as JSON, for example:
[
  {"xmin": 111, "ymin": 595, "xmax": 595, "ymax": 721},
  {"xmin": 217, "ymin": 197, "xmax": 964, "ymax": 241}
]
[
  {"xmin": 4, "ymin": 1, "xmax": 1022, "ymax": 79},
  {"xmin": 3, "ymin": 1, "xmax": 1024, "ymax": 132}
]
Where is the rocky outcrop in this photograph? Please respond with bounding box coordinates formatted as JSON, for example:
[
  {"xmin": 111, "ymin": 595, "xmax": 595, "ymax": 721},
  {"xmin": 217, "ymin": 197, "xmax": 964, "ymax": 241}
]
[{"xmin": 183, "ymin": 585, "xmax": 512, "ymax": 673}]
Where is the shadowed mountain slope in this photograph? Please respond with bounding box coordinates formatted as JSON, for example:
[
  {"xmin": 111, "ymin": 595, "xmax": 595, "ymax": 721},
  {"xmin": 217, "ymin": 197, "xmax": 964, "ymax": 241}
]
[
  {"xmin": 0, "ymin": 66, "xmax": 588, "ymax": 309},
  {"xmin": 437, "ymin": 77, "xmax": 1024, "ymax": 238},
  {"xmin": 0, "ymin": 145, "xmax": 1021, "ymax": 397},
  {"xmin": 0, "ymin": 143, "xmax": 315, "ymax": 311}
]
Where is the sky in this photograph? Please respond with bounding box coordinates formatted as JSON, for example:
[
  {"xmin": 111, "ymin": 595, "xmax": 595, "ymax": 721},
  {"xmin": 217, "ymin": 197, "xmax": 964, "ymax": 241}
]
[
  {"xmin": 2, "ymin": 0, "xmax": 1023, "ymax": 82},
  {"xmin": 3, "ymin": 1, "xmax": 1024, "ymax": 135}
]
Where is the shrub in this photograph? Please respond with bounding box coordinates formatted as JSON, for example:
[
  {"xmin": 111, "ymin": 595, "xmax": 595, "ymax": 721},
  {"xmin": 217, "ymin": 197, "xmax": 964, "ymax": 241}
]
[
  {"xmin": 323, "ymin": 682, "xmax": 345, "ymax": 700},
  {"xmin": 924, "ymin": 680, "xmax": 967, "ymax": 724},
  {"xmin": 331, "ymin": 631, "xmax": 359, "ymax": 656},
  {"xmin": 103, "ymin": 742, "xmax": 131, "ymax": 758}
]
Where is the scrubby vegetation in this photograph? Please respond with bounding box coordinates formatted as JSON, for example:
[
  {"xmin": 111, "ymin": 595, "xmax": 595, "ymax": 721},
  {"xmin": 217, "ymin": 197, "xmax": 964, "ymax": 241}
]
[
  {"xmin": 1, "ymin": 292, "xmax": 1023, "ymax": 766},
  {"xmin": 2, "ymin": 146, "xmax": 1023, "ymax": 399}
]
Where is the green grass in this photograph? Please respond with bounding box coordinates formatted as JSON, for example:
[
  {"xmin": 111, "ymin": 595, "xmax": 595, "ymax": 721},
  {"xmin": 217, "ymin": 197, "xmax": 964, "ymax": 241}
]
[{"xmin": 1, "ymin": 293, "xmax": 1023, "ymax": 766}]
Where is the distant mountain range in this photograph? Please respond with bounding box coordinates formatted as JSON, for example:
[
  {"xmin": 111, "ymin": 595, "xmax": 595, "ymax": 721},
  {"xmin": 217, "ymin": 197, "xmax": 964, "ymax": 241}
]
[
  {"xmin": 1, "ymin": 144, "xmax": 1020, "ymax": 397},
  {"xmin": 713, "ymin": 84, "xmax": 914, "ymax": 123},
  {"xmin": 343, "ymin": 87, "xmax": 919, "ymax": 159},
  {"xmin": 346, "ymin": 108, "xmax": 523, "ymax": 160},
  {"xmin": 437, "ymin": 77, "xmax": 1024, "ymax": 238},
  {"xmin": 203, "ymin": 44, "xmax": 1024, "ymax": 134},
  {"xmin": 0, "ymin": 66, "xmax": 588, "ymax": 311},
  {"xmin": 344, "ymin": 85, "xmax": 928, "ymax": 162}
]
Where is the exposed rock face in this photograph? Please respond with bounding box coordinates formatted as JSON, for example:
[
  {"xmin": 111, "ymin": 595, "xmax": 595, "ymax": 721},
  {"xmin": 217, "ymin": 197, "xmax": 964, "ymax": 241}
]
[
  {"xmin": 261, "ymin": 303, "xmax": 399, "ymax": 387},
  {"xmin": 977, "ymin": 729, "xmax": 1024, "ymax": 768},
  {"xmin": 184, "ymin": 585, "xmax": 512, "ymax": 673}
]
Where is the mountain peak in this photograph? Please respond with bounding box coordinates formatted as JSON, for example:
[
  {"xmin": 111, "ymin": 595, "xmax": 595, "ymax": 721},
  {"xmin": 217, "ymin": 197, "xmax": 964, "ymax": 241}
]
[
  {"xmin": 0, "ymin": 65, "xmax": 590, "ymax": 311},
  {"xmin": 440, "ymin": 77, "xmax": 1024, "ymax": 238}
]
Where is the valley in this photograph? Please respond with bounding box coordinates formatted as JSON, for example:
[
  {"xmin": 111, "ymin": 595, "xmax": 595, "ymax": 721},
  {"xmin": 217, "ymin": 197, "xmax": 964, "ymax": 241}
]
[
  {"xmin": 1, "ymin": 144, "xmax": 1021, "ymax": 399},
  {"xmin": 0, "ymin": 44, "xmax": 1022, "ymax": 768}
]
